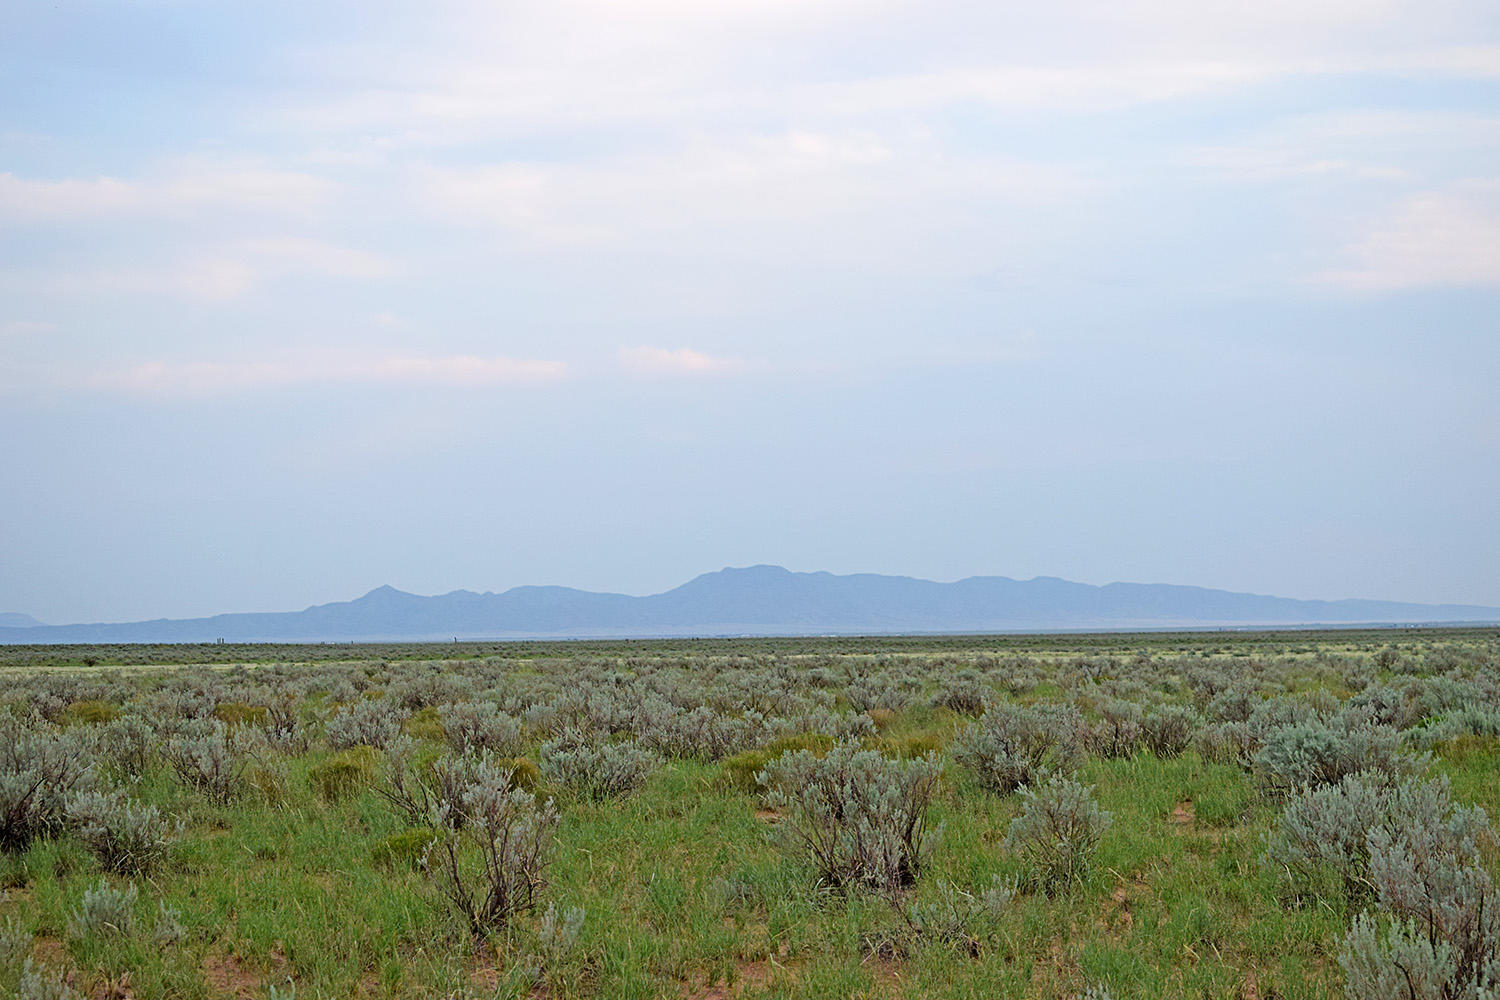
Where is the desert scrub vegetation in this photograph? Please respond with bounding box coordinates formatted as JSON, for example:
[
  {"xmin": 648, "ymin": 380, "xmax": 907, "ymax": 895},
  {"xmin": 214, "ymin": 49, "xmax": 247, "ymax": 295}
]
[
  {"xmin": 0, "ymin": 627, "xmax": 1496, "ymax": 997},
  {"xmin": 759, "ymin": 742, "xmax": 942, "ymax": 892}
]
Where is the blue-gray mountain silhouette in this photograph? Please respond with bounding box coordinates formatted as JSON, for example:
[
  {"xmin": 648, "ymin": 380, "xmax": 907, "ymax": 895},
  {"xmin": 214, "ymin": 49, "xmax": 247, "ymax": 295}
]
[
  {"xmin": 0, "ymin": 613, "xmax": 42, "ymax": 628},
  {"xmin": 2, "ymin": 566, "xmax": 1496, "ymax": 643}
]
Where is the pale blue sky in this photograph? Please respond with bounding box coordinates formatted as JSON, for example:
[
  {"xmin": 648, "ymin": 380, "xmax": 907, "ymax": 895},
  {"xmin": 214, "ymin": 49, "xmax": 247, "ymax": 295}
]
[{"xmin": 3, "ymin": 0, "xmax": 1498, "ymax": 623}]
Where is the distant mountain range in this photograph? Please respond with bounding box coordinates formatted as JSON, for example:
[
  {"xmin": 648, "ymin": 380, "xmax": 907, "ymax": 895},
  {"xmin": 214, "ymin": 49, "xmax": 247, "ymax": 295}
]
[
  {"xmin": 2, "ymin": 566, "xmax": 1497, "ymax": 644},
  {"xmin": 0, "ymin": 612, "xmax": 42, "ymax": 628}
]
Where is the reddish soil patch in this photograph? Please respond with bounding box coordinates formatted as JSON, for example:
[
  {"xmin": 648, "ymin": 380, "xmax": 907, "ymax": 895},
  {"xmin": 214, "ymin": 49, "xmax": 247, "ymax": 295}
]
[
  {"xmin": 32, "ymin": 935, "xmax": 66, "ymax": 965},
  {"xmin": 1170, "ymin": 799, "xmax": 1195, "ymax": 825},
  {"xmin": 201, "ymin": 953, "xmax": 262, "ymax": 998},
  {"xmin": 686, "ymin": 959, "xmax": 778, "ymax": 999},
  {"xmin": 1109, "ymin": 884, "xmax": 1135, "ymax": 936}
]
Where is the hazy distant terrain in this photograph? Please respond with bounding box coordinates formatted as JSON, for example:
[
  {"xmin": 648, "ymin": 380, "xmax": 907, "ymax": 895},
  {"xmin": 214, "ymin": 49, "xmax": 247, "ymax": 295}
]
[{"xmin": 3, "ymin": 565, "xmax": 1496, "ymax": 644}]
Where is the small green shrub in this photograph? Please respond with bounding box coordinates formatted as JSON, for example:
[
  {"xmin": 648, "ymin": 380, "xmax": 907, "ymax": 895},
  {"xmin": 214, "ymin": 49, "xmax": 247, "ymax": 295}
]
[
  {"xmin": 371, "ymin": 828, "xmax": 438, "ymax": 870},
  {"xmin": 60, "ymin": 701, "xmax": 120, "ymax": 726},
  {"xmin": 404, "ymin": 706, "xmax": 446, "ymax": 743},
  {"xmin": 212, "ymin": 702, "xmax": 268, "ymax": 727},
  {"xmin": 309, "ymin": 746, "xmax": 379, "ymax": 802},
  {"xmin": 495, "ymin": 756, "xmax": 541, "ymax": 793},
  {"xmin": 719, "ymin": 749, "xmax": 772, "ymax": 793}
]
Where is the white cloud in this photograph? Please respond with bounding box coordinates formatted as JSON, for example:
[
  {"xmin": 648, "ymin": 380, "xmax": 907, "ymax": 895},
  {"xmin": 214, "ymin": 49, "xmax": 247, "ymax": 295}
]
[
  {"xmin": 83, "ymin": 354, "xmax": 571, "ymax": 395},
  {"xmin": 241, "ymin": 238, "xmax": 392, "ymax": 279},
  {"xmin": 1184, "ymin": 111, "xmax": 1500, "ymax": 183},
  {"xmin": 1318, "ymin": 179, "xmax": 1500, "ymax": 291},
  {"xmin": 619, "ymin": 346, "xmax": 747, "ymax": 375},
  {"xmin": 418, "ymin": 129, "xmax": 1088, "ymax": 262},
  {"xmin": 20, "ymin": 238, "xmax": 394, "ymax": 302},
  {"xmin": 0, "ymin": 165, "xmax": 333, "ymax": 223},
  {"xmin": 268, "ymin": 0, "xmax": 1500, "ymax": 145}
]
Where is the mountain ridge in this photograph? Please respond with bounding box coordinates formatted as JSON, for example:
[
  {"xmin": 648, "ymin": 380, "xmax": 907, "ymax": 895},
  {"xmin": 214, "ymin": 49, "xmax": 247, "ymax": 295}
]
[{"xmin": 3, "ymin": 565, "xmax": 1497, "ymax": 643}]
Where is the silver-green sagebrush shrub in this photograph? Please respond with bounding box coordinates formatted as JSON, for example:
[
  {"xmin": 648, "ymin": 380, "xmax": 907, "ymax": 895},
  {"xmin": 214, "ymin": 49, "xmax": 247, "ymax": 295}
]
[
  {"xmin": 1330, "ymin": 769, "xmax": 1499, "ymax": 999},
  {"xmin": 66, "ymin": 879, "xmax": 138, "ymax": 940},
  {"xmin": 1005, "ymin": 772, "xmax": 1111, "ymax": 896},
  {"xmin": 0, "ymin": 722, "xmax": 95, "ymax": 852},
  {"xmin": 324, "ymin": 698, "xmax": 403, "ymax": 751},
  {"xmin": 66, "ymin": 788, "xmax": 180, "ymax": 874},
  {"xmin": 845, "ymin": 672, "xmax": 920, "ymax": 713},
  {"xmin": 1340, "ymin": 911, "xmax": 1494, "ymax": 1000},
  {"xmin": 153, "ymin": 901, "xmax": 186, "ymax": 947},
  {"xmin": 1141, "ymin": 705, "xmax": 1198, "ymax": 758},
  {"xmin": 440, "ymin": 702, "xmax": 524, "ymax": 756},
  {"xmin": 97, "ymin": 714, "xmax": 154, "ymax": 775},
  {"xmin": 538, "ymin": 729, "xmax": 659, "ymax": 800},
  {"xmin": 901, "ymin": 876, "xmax": 1014, "ymax": 954},
  {"xmin": 535, "ymin": 901, "xmax": 586, "ymax": 967},
  {"xmin": 951, "ymin": 702, "xmax": 1084, "ymax": 794},
  {"xmin": 1086, "ymin": 699, "xmax": 1143, "ymax": 760},
  {"xmin": 1195, "ymin": 721, "xmax": 1259, "ymax": 767},
  {"xmin": 422, "ymin": 757, "xmax": 559, "ymax": 936},
  {"xmin": 0, "ymin": 914, "xmax": 31, "ymax": 972},
  {"xmin": 375, "ymin": 737, "xmax": 522, "ymax": 828},
  {"xmin": 929, "ymin": 677, "xmax": 990, "ymax": 716},
  {"xmin": 17, "ymin": 958, "xmax": 79, "ymax": 1000},
  {"xmin": 1268, "ymin": 773, "xmax": 1487, "ymax": 906},
  {"xmin": 1358, "ymin": 826, "xmax": 1498, "ymax": 998},
  {"xmin": 162, "ymin": 721, "xmax": 245, "ymax": 805},
  {"xmin": 1253, "ymin": 717, "xmax": 1422, "ymax": 797},
  {"xmin": 759, "ymin": 743, "xmax": 942, "ymax": 892}
]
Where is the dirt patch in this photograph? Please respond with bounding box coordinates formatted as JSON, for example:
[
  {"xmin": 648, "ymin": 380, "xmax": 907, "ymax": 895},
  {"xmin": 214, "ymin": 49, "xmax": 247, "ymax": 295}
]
[
  {"xmin": 32, "ymin": 935, "xmax": 66, "ymax": 965},
  {"xmin": 1170, "ymin": 799, "xmax": 1195, "ymax": 825},
  {"xmin": 201, "ymin": 953, "xmax": 263, "ymax": 998},
  {"xmin": 1110, "ymin": 884, "xmax": 1135, "ymax": 934},
  {"xmin": 753, "ymin": 809, "xmax": 780, "ymax": 824},
  {"xmin": 686, "ymin": 959, "xmax": 778, "ymax": 999},
  {"xmin": 865, "ymin": 953, "xmax": 905, "ymax": 997}
]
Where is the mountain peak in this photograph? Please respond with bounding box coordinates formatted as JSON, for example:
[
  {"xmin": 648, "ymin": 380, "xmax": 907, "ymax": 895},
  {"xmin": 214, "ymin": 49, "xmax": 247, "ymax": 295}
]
[{"xmin": 356, "ymin": 585, "xmax": 410, "ymax": 601}]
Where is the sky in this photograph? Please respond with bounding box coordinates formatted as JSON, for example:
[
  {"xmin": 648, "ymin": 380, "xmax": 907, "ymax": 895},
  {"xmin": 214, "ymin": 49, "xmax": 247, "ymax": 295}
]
[{"xmin": 2, "ymin": 0, "xmax": 1499, "ymax": 624}]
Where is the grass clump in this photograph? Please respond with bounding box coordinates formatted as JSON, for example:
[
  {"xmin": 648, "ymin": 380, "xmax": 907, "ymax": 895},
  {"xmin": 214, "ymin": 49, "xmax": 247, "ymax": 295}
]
[
  {"xmin": 371, "ymin": 827, "xmax": 438, "ymax": 870},
  {"xmin": 309, "ymin": 746, "xmax": 379, "ymax": 802},
  {"xmin": 60, "ymin": 700, "xmax": 120, "ymax": 726}
]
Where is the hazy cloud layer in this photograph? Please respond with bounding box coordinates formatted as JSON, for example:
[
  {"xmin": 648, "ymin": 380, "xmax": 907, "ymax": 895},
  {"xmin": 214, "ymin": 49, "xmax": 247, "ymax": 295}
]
[{"xmin": 1, "ymin": 0, "xmax": 1497, "ymax": 621}]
